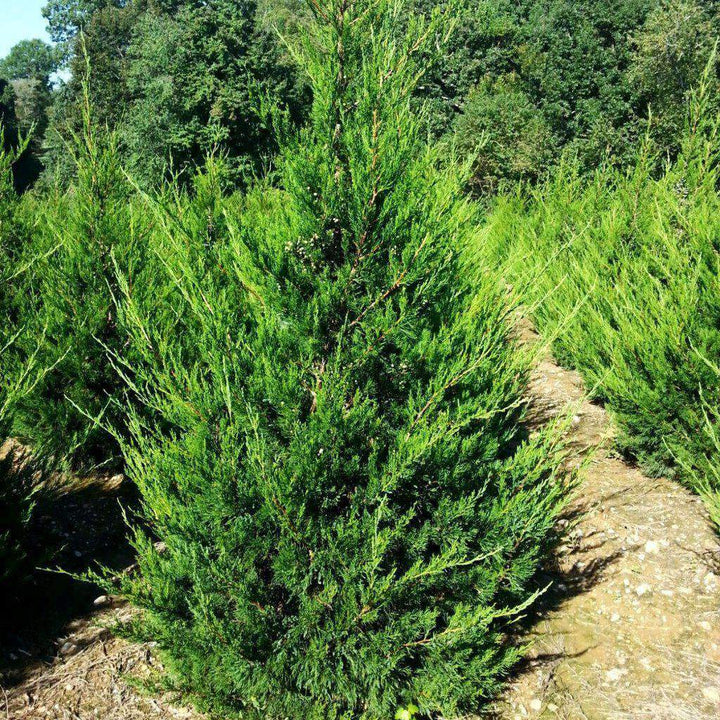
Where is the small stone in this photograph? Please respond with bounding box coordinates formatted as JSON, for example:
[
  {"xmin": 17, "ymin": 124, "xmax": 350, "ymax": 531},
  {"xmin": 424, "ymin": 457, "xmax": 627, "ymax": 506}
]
[
  {"xmin": 93, "ymin": 595, "xmax": 109, "ymax": 606},
  {"xmin": 699, "ymin": 620, "xmax": 713, "ymax": 632},
  {"xmin": 606, "ymin": 667, "xmax": 627, "ymax": 682},
  {"xmin": 529, "ymin": 698, "xmax": 542, "ymax": 712},
  {"xmin": 635, "ymin": 583, "xmax": 652, "ymax": 597},
  {"xmin": 611, "ymin": 612, "xmax": 620, "ymax": 622},
  {"xmin": 547, "ymin": 703, "xmax": 558, "ymax": 713},
  {"xmin": 644, "ymin": 540, "xmax": 659, "ymax": 554},
  {"xmin": 702, "ymin": 687, "xmax": 720, "ymax": 704},
  {"xmin": 73, "ymin": 550, "xmax": 82, "ymax": 558},
  {"xmin": 59, "ymin": 641, "xmax": 76, "ymax": 656}
]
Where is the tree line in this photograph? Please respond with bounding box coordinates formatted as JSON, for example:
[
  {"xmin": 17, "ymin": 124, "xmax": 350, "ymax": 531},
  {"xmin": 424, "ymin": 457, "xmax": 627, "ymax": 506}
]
[{"xmin": 1, "ymin": 0, "xmax": 719, "ymax": 193}]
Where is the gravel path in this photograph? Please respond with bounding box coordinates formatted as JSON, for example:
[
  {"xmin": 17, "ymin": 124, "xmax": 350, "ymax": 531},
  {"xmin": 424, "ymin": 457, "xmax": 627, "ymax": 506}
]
[{"xmin": 493, "ymin": 328, "xmax": 720, "ymax": 719}]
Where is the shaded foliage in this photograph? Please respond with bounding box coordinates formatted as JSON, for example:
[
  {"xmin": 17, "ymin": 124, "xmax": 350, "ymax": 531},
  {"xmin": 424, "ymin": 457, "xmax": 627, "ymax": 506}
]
[
  {"xmin": 12, "ymin": 94, "xmax": 142, "ymax": 469},
  {"xmin": 0, "ymin": 127, "xmax": 40, "ymax": 607}
]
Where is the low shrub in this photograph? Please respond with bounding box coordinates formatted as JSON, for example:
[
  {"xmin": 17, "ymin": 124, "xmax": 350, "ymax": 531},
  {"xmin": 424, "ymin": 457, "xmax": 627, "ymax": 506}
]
[
  {"xmin": 11, "ymin": 91, "xmax": 149, "ymax": 470},
  {"xmin": 484, "ymin": 69, "xmax": 720, "ymax": 518},
  {"xmin": 104, "ymin": 2, "xmax": 571, "ymax": 717}
]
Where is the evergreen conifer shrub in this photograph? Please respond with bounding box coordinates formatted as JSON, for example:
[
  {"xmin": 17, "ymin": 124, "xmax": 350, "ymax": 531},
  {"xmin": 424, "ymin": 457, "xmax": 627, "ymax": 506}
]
[
  {"xmin": 483, "ymin": 67, "xmax": 720, "ymax": 522},
  {"xmin": 111, "ymin": 2, "xmax": 570, "ymax": 716},
  {"xmin": 0, "ymin": 126, "xmax": 39, "ymax": 597},
  {"xmin": 12, "ymin": 92, "xmax": 147, "ymax": 469}
]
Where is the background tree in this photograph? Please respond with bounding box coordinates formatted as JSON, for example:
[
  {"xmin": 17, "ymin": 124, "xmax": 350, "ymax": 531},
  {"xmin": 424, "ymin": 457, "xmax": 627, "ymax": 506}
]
[
  {"xmin": 0, "ymin": 39, "xmax": 59, "ymax": 83},
  {"xmin": 417, "ymin": 0, "xmax": 719, "ymax": 189},
  {"xmin": 629, "ymin": 0, "xmax": 720, "ymax": 152},
  {"xmin": 0, "ymin": 39, "xmax": 59, "ymax": 189},
  {"xmin": 0, "ymin": 80, "xmax": 18, "ymax": 148},
  {"xmin": 452, "ymin": 73, "xmax": 555, "ymax": 193},
  {"xmin": 121, "ymin": 0, "xmax": 307, "ymax": 185},
  {"xmin": 43, "ymin": 0, "xmax": 126, "ymax": 55},
  {"xmin": 41, "ymin": 1, "xmax": 139, "ymax": 186},
  {"xmin": 40, "ymin": 0, "xmax": 308, "ymax": 187}
]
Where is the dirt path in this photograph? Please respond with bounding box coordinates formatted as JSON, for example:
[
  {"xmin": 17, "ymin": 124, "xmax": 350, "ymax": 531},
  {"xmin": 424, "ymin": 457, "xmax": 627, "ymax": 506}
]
[
  {"xmin": 3, "ymin": 331, "xmax": 720, "ymax": 719},
  {"xmin": 0, "ymin": 469, "xmax": 205, "ymax": 720},
  {"xmin": 493, "ymin": 329, "xmax": 720, "ymax": 719}
]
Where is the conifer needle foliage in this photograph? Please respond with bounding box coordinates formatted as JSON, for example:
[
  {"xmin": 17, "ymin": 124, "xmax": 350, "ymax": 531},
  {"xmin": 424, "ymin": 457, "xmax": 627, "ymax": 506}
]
[
  {"xmin": 108, "ymin": 2, "xmax": 570, "ymax": 717},
  {"xmin": 12, "ymin": 87, "xmax": 149, "ymax": 469},
  {"xmin": 484, "ymin": 65, "xmax": 720, "ymax": 527},
  {"xmin": 0, "ymin": 126, "xmax": 40, "ymax": 599}
]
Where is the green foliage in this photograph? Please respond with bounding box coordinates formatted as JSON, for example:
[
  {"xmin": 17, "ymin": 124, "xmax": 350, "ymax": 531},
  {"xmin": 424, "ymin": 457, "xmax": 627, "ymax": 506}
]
[
  {"xmin": 41, "ymin": 0, "xmax": 308, "ymax": 189},
  {"xmin": 37, "ymin": 0, "xmax": 720, "ymax": 192},
  {"xmin": 484, "ymin": 71, "xmax": 720, "ymax": 519},
  {"xmin": 0, "ymin": 126, "xmax": 38, "ymax": 598},
  {"xmin": 414, "ymin": 0, "xmax": 659, "ymax": 179},
  {"xmin": 68, "ymin": 3, "xmax": 139, "ymax": 127},
  {"xmin": 411, "ymin": 0, "xmax": 520, "ymax": 136},
  {"xmin": 0, "ymin": 79, "xmax": 15, "ymax": 133},
  {"xmin": 0, "ymin": 37, "xmax": 62, "ymax": 189},
  {"xmin": 0, "ymin": 37, "xmax": 61, "ymax": 159},
  {"xmin": 121, "ymin": 0, "xmax": 306, "ymax": 185},
  {"xmin": 629, "ymin": 0, "xmax": 720, "ymax": 152},
  {"xmin": 43, "ymin": 0, "xmax": 124, "ymax": 45},
  {"xmin": 452, "ymin": 74, "xmax": 555, "ymax": 193},
  {"xmin": 103, "ymin": 2, "xmax": 570, "ymax": 717},
  {"xmin": 415, "ymin": 0, "xmax": 720, "ymax": 189},
  {"xmin": 12, "ymin": 93, "xmax": 142, "ymax": 468},
  {"xmin": 41, "ymin": 2, "xmax": 141, "ymax": 185},
  {"xmin": 0, "ymin": 39, "xmax": 60, "ymax": 84}
]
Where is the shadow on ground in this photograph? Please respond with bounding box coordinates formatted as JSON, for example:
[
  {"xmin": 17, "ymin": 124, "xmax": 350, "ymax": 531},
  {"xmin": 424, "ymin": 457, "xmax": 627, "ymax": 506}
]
[
  {"xmin": 0, "ymin": 469, "xmax": 137, "ymax": 688},
  {"xmin": 502, "ymin": 503, "xmax": 624, "ymax": 674}
]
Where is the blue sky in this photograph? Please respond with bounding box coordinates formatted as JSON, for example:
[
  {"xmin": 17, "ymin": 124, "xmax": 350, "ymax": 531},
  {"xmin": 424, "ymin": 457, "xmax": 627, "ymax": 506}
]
[{"xmin": 0, "ymin": 0, "xmax": 52, "ymax": 58}]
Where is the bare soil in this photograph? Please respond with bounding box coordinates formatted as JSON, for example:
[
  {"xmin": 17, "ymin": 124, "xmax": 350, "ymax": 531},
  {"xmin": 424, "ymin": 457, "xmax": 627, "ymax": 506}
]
[
  {"xmin": 492, "ymin": 327, "xmax": 720, "ymax": 719},
  {"xmin": 0, "ymin": 468, "xmax": 204, "ymax": 720},
  {"xmin": 2, "ymin": 328, "xmax": 719, "ymax": 719}
]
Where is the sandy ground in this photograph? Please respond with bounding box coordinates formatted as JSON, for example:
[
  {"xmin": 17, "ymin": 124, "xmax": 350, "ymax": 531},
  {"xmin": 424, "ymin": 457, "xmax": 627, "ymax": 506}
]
[
  {"xmin": 492, "ymin": 328, "xmax": 720, "ymax": 719},
  {"xmin": 2, "ymin": 327, "xmax": 719, "ymax": 719}
]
